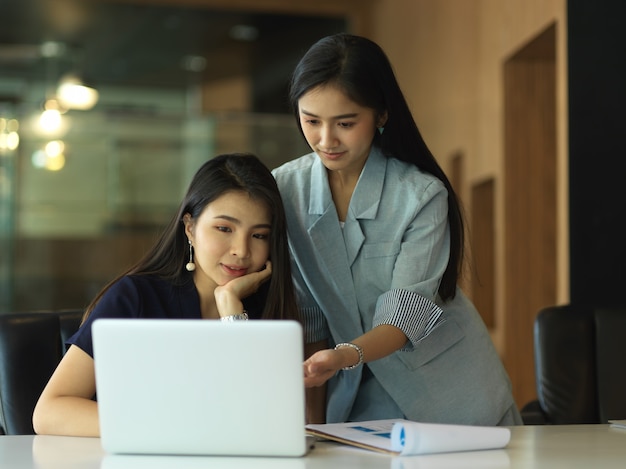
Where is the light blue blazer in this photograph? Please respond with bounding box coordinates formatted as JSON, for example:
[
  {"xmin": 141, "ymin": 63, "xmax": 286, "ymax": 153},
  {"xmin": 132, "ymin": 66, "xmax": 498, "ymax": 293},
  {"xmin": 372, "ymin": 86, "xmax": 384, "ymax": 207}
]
[{"xmin": 273, "ymin": 148, "xmax": 520, "ymax": 425}]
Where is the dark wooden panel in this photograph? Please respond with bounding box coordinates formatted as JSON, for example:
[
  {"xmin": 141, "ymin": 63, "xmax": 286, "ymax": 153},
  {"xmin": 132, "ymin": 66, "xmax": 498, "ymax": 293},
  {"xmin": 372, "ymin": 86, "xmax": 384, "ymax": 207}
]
[
  {"xmin": 503, "ymin": 23, "xmax": 557, "ymax": 408},
  {"xmin": 471, "ymin": 178, "xmax": 495, "ymax": 329}
]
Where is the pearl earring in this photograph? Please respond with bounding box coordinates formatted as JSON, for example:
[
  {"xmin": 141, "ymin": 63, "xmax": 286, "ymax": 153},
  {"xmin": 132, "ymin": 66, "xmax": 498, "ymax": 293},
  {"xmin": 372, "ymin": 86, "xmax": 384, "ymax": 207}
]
[{"xmin": 186, "ymin": 240, "xmax": 196, "ymax": 271}]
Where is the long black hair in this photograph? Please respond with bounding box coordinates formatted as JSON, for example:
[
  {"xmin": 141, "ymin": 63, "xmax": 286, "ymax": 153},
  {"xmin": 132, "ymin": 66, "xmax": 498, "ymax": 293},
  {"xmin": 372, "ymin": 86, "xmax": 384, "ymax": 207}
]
[
  {"xmin": 289, "ymin": 33, "xmax": 464, "ymax": 300},
  {"xmin": 84, "ymin": 153, "xmax": 298, "ymax": 320}
]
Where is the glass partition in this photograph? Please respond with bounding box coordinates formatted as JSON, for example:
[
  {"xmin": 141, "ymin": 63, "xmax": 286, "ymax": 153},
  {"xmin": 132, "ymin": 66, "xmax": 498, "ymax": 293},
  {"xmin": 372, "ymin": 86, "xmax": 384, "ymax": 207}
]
[
  {"xmin": 0, "ymin": 104, "xmax": 18, "ymax": 312},
  {"xmin": 4, "ymin": 93, "xmax": 308, "ymax": 312},
  {"xmin": 0, "ymin": 3, "xmax": 344, "ymax": 313}
]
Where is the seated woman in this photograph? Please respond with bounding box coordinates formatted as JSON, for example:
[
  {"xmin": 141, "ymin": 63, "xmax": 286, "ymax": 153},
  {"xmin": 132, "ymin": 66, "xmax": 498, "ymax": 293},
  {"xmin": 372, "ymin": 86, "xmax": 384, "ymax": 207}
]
[{"xmin": 33, "ymin": 152, "xmax": 299, "ymax": 436}]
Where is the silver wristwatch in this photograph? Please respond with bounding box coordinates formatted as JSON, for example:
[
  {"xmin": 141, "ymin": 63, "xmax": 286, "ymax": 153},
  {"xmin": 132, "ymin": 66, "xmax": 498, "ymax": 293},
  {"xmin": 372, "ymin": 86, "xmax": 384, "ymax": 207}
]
[{"xmin": 220, "ymin": 311, "xmax": 249, "ymax": 322}]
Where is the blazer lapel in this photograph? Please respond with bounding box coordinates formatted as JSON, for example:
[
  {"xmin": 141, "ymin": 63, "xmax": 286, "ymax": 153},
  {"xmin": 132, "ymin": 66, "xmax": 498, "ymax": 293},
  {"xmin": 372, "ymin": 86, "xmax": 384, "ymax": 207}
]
[
  {"xmin": 343, "ymin": 149, "xmax": 387, "ymax": 266},
  {"xmin": 306, "ymin": 159, "xmax": 363, "ymax": 337},
  {"xmin": 307, "ymin": 159, "xmax": 352, "ymax": 294}
]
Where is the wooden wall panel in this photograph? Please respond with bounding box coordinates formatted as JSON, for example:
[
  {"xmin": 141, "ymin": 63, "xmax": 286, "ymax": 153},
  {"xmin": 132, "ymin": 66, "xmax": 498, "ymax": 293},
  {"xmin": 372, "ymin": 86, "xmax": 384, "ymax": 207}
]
[
  {"xmin": 471, "ymin": 179, "xmax": 495, "ymax": 329},
  {"xmin": 503, "ymin": 24, "xmax": 557, "ymax": 407}
]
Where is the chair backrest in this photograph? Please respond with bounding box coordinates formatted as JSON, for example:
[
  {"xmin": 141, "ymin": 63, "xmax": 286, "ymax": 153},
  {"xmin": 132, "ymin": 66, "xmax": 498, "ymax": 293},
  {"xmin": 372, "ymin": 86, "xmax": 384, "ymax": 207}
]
[
  {"xmin": 0, "ymin": 310, "xmax": 83, "ymax": 435},
  {"xmin": 533, "ymin": 305, "xmax": 626, "ymax": 424}
]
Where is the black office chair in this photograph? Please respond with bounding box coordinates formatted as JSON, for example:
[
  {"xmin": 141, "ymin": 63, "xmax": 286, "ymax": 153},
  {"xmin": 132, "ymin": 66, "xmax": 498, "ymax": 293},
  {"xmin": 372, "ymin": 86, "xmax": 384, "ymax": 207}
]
[
  {"xmin": 521, "ymin": 304, "xmax": 626, "ymax": 424},
  {"xmin": 0, "ymin": 310, "xmax": 83, "ymax": 435}
]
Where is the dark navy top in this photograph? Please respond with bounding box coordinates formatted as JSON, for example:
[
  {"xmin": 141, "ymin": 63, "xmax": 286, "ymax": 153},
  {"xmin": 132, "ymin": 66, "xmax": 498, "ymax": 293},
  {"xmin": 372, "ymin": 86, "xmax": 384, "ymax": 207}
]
[{"xmin": 68, "ymin": 273, "xmax": 266, "ymax": 357}]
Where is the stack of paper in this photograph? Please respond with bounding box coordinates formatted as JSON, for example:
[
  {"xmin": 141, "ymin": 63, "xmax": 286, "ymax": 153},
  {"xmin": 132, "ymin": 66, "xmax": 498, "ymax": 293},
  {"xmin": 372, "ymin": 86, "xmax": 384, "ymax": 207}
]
[
  {"xmin": 609, "ymin": 419, "xmax": 626, "ymax": 430},
  {"xmin": 306, "ymin": 419, "xmax": 511, "ymax": 456}
]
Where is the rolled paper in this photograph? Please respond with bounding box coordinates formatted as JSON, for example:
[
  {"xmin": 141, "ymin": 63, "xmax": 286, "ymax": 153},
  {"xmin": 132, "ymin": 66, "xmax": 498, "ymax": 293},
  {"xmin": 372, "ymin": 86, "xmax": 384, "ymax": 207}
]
[{"xmin": 391, "ymin": 421, "xmax": 511, "ymax": 455}]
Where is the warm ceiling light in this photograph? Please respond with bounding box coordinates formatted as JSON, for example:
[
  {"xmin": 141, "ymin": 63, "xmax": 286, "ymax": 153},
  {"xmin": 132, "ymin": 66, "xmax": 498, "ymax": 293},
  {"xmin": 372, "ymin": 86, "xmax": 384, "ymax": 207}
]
[
  {"xmin": 32, "ymin": 141, "xmax": 67, "ymax": 171},
  {"xmin": 43, "ymin": 98, "xmax": 65, "ymax": 112},
  {"xmin": 45, "ymin": 140, "xmax": 65, "ymax": 157},
  {"xmin": 6, "ymin": 131, "xmax": 19, "ymax": 151},
  {"xmin": 45, "ymin": 152, "xmax": 66, "ymax": 171},
  {"xmin": 57, "ymin": 75, "xmax": 99, "ymax": 110},
  {"xmin": 0, "ymin": 118, "xmax": 17, "ymax": 152},
  {"xmin": 39, "ymin": 109, "xmax": 63, "ymax": 132}
]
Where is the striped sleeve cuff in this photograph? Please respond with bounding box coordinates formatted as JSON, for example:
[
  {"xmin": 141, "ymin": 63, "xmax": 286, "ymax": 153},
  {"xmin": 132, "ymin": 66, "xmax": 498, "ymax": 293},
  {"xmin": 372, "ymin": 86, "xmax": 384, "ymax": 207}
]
[
  {"xmin": 373, "ymin": 289, "xmax": 443, "ymax": 348},
  {"xmin": 301, "ymin": 306, "xmax": 330, "ymax": 343}
]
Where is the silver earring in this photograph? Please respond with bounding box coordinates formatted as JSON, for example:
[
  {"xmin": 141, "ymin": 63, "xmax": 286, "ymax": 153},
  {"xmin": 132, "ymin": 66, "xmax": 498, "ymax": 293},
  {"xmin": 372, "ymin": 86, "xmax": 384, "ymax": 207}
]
[
  {"xmin": 186, "ymin": 240, "xmax": 196, "ymax": 271},
  {"xmin": 378, "ymin": 126, "xmax": 385, "ymax": 135}
]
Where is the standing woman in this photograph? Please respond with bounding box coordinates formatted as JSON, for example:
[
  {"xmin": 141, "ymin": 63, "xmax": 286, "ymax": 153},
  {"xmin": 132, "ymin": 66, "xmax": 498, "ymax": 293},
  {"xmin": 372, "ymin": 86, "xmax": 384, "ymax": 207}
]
[
  {"xmin": 34, "ymin": 153, "xmax": 299, "ymax": 436},
  {"xmin": 273, "ymin": 34, "xmax": 521, "ymax": 425}
]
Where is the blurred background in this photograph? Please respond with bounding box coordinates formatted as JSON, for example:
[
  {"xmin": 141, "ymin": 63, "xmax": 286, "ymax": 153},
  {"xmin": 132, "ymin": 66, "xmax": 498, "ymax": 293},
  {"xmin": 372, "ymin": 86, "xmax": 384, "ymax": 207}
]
[{"xmin": 0, "ymin": 0, "xmax": 346, "ymax": 312}]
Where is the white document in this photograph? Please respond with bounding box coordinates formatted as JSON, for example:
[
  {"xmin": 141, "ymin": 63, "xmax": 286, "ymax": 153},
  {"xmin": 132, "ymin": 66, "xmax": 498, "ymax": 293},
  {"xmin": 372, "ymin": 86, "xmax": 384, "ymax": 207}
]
[
  {"xmin": 609, "ymin": 419, "xmax": 626, "ymax": 430},
  {"xmin": 306, "ymin": 419, "xmax": 511, "ymax": 456},
  {"xmin": 390, "ymin": 420, "xmax": 511, "ymax": 455}
]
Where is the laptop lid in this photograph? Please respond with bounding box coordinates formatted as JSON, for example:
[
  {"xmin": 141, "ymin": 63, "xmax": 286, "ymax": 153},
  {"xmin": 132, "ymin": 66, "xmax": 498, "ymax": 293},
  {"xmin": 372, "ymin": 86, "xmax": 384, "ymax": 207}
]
[{"xmin": 92, "ymin": 319, "xmax": 308, "ymax": 457}]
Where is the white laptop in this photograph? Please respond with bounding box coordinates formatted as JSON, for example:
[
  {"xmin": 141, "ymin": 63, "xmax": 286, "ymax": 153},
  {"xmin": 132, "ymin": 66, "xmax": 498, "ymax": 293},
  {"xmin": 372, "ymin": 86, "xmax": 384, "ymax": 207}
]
[{"xmin": 92, "ymin": 318, "xmax": 310, "ymax": 457}]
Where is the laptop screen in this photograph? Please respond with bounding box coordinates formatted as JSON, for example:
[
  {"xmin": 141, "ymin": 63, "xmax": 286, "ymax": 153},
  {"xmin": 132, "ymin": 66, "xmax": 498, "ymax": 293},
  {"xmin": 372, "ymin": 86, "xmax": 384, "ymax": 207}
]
[{"xmin": 92, "ymin": 319, "xmax": 308, "ymax": 457}]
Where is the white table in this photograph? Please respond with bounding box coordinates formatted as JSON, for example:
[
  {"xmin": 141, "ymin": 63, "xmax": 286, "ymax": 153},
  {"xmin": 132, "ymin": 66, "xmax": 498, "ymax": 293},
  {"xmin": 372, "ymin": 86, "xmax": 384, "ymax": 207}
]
[{"xmin": 1, "ymin": 425, "xmax": 626, "ymax": 468}]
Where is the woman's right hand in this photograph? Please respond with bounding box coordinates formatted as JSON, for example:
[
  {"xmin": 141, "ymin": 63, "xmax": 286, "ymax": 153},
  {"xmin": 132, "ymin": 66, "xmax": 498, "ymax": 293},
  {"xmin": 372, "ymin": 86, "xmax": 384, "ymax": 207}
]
[
  {"xmin": 214, "ymin": 260, "xmax": 272, "ymax": 318},
  {"xmin": 303, "ymin": 347, "xmax": 354, "ymax": 387}
]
